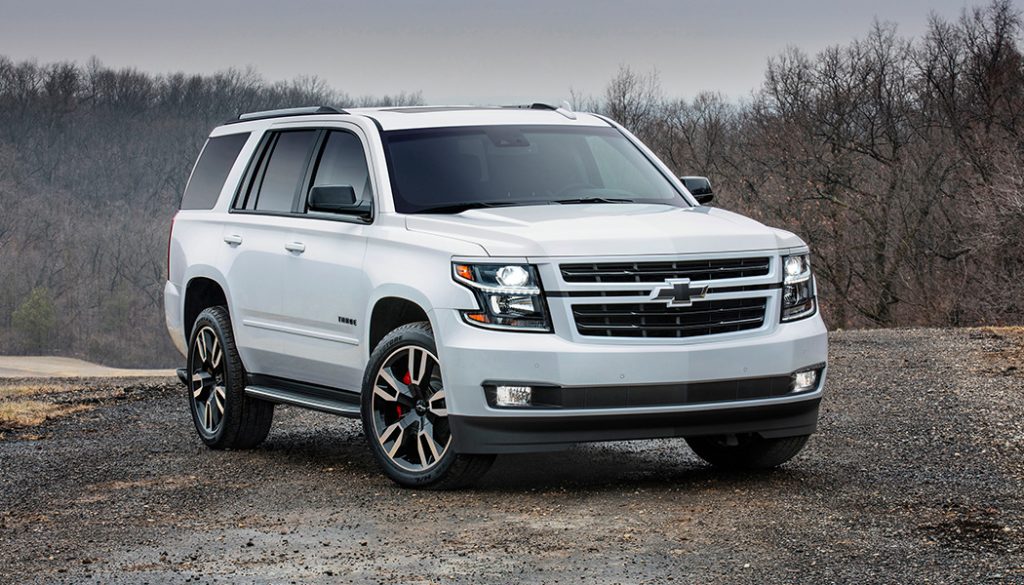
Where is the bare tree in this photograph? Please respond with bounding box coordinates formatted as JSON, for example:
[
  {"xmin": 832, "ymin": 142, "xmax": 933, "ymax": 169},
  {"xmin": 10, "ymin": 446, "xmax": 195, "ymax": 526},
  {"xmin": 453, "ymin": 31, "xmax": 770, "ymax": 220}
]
[
  {"xmin": 0, "ymin": 58, "xmax": 422, "ymax": 366},
  {"xmin": 603, "ymin": 66, "xmax": 663, "ymax": 138}
]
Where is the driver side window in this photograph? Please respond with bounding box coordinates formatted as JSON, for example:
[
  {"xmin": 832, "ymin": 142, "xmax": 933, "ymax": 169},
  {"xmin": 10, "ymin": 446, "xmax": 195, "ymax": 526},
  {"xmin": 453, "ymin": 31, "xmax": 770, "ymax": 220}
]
[{"xmin": 306, "ymin": 130, "xmax": 373, "ymax": 211}]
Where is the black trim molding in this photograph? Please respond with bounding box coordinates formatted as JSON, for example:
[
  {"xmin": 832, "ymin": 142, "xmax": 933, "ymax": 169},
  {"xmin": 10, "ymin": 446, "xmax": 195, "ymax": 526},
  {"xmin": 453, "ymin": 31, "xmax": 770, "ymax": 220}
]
[
  {"xmin": 546, "ymin": 283, "xmax": 783, "ymax": 298},
  {"xmin": 482, "ymin": 371, "xmax": 817, "ymax": 410}
]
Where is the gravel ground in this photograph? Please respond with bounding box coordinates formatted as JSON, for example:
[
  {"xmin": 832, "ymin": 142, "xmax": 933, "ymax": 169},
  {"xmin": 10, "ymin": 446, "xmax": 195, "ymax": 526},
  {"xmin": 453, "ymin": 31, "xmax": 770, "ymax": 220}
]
[{"xmin": 1, "ymin": 328, "xmax": 1022, "ymax": 584}]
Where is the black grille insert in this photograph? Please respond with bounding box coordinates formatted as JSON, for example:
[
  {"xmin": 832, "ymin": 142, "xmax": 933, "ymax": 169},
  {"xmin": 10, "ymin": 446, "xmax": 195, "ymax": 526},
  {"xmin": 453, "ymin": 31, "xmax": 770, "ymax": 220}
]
[
  {"xmin": 561, "ymin": 257, "xmax": 771, "ymax": 283},
  {"xmin": 573, "ymin": 298, "xmax": 767, "ymax": 338},
  {"xmin": 485, "ymin": 375, "xmax": 796, "ymax": 409}
]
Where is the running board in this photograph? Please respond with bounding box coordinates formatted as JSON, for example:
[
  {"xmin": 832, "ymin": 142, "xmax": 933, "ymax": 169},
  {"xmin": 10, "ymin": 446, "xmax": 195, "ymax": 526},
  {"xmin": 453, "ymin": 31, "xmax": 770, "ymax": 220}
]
[{"xmin": 244, "ymin": 385, "xmax": 361, "ymax": 418}]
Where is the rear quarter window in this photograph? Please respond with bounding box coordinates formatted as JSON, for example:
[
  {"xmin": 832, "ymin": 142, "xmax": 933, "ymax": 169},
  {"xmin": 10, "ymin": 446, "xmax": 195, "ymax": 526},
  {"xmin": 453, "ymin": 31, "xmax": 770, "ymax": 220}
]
[{"xmin": 180, "ymin": 133, "xmax": 250, "ymax": 210}]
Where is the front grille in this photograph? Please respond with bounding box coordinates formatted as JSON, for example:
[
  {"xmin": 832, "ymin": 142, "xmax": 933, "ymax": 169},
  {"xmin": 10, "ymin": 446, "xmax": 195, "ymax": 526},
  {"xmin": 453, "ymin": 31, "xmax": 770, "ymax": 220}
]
[
  {"xmin": 561, "ymin": 257, "xmax": 770, "ymax": 283},
  {"xmin": 573, "ymin": 297, "xmax": 767, "ymax": 338}
]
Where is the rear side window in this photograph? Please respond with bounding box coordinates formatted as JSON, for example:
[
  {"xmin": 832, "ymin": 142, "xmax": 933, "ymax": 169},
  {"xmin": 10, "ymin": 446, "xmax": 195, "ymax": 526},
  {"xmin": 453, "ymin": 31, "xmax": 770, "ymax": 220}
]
[
  {"xmin": 180, "ymin": 133, "xmax": 249, "ymax": 210},
  {"xmin": 254, "ymin": 130, "xmax": 319, "ymax": 213}
]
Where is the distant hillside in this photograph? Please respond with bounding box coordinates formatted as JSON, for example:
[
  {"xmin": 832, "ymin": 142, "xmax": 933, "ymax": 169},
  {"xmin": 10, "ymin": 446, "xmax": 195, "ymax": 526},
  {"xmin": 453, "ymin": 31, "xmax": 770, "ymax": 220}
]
[{"xmin": 0, "ymin": 0, "xmax": 1021, "ymax": 367}]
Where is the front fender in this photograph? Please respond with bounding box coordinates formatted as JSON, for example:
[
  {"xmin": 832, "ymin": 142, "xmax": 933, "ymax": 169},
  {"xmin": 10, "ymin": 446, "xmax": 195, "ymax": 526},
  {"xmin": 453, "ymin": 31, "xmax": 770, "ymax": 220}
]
[{"xmin": 362, "ymin": 284, "xmax": 440, "ymax": 362}]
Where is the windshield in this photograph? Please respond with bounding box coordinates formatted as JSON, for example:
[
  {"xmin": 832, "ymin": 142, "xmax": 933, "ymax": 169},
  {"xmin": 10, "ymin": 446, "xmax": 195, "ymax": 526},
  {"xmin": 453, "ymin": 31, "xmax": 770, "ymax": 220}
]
[{"xmin": 381, "ymin": 125, "xmax": 688, "ymax": 213}]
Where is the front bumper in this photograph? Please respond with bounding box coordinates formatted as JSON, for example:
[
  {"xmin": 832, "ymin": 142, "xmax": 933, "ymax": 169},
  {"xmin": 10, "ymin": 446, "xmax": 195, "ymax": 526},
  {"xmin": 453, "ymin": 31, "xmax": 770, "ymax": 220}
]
[
  {"xmin": 430, "ymin": 308, "xmax": 828, "ymax": 453},
  {"xmin": 450, "ymin": 396, "xmax": 821, "ymax": 453}
]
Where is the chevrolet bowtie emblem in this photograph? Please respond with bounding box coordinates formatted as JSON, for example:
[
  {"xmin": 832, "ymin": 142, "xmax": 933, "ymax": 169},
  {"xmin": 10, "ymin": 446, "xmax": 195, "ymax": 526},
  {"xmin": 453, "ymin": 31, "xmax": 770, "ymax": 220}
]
[{"xmin": 649, "ymin": 278, "xmax": 709, "ymax": 308}]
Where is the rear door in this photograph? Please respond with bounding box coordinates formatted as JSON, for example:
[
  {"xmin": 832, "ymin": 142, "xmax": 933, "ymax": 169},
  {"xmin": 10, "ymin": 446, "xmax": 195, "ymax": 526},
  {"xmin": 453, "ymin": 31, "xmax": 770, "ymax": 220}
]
[{"xmin": 221, "ymin": 129, "xmax": 320, "ymax": 375}]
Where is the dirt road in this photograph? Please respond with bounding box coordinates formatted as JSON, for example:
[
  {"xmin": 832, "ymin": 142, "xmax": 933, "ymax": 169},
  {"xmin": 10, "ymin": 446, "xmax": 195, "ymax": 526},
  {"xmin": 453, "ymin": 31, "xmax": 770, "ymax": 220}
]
[
  {"xmin": 0, "ymin": 356, "xmax": 174, "ymax": 379},
  {"xmin": 1, "ymin": 328, "xmax": 1022, "ymax": 584}
]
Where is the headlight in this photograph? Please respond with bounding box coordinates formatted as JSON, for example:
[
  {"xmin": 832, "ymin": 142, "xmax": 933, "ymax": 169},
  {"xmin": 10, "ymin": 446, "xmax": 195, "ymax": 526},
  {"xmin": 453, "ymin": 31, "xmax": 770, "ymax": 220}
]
[
  {"xmin": 453, "ymin": 263, "xmax": 552, "ymax": 332},
  {"xmin": 781, "ymin": 253, "xmax": 816, "ymax": 322}
]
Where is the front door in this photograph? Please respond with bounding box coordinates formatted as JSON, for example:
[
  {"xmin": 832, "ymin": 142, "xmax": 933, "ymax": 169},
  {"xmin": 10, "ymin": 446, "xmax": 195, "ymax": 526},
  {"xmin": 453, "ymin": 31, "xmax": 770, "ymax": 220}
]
[{"xmin": 276, "ymin": 127, "xmax": 376, "ymax": 390}]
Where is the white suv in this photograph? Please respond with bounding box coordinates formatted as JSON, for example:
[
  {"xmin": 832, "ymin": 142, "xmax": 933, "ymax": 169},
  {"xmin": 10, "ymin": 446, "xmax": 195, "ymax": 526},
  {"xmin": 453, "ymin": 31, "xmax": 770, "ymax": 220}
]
[{"xmin": 165, "ymin": 104, "xmax": 828, "ymax": 488}]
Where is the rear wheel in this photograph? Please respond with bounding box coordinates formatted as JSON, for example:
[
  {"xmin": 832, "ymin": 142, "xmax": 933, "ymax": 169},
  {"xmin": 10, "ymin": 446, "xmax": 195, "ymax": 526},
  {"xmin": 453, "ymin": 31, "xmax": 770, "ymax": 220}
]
[
  {"xmin": 361, "ymin": 322, "xmax": 494, "ymax": 489},
  {"xmin": 187, "ymin": 306, "xmax": 274, "ymax": 449},
  {"xmin": 686, "ymin": 434, "xmax": 809, "ymax": 470}
]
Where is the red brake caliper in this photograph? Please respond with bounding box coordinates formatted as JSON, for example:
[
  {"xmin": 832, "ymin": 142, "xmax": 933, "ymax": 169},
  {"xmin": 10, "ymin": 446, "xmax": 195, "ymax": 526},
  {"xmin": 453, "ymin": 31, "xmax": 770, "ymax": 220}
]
[{"xmin": 396, "ymin": 370, "xmax": 412, "ymax": 416}]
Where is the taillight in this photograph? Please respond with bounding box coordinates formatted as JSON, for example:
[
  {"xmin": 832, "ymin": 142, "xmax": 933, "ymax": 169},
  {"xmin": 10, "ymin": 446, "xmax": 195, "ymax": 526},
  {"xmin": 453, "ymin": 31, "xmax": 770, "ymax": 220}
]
[{"xmin": 166, "ymin": 213, "xmax": 176, "ymax": 281}]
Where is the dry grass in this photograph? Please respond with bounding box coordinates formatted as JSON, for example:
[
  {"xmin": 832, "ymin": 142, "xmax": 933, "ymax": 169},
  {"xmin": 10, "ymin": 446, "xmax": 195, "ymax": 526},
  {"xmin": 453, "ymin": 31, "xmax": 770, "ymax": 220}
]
[
  {"xmin": 0, "ymin": 381, "xmax": 93, "ymax": 430},
  {"xmin": 0, "ymin": 379, "xmax": 93, "ymax": 430},
  {"xmin": 0, "ymin": 385, "xmax": 79, "ymax": 430},
  {"xmin": 980, "ymin": 325, "xmax": 1024, "ymax": 335},
  {"xmin": 0, "ymin": 379, "xmax": 167, "ymax": 435},
  {"xmin": 0, "ymin": 400, "xmax": 90, "ymax": 429},
  {"xmin": 0, "ymin": 385, "xmax": 55, "ymax": 399},
  {"xmin": 974, "ymin": 327, "xmax": 1024, "ymax": 375}
]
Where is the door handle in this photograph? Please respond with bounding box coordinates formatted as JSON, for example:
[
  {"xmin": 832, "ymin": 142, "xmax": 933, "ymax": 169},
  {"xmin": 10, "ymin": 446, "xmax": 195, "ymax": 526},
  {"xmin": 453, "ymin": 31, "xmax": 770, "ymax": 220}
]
[
  {"xmin": 223, "ymin": 234, "xmax": 243, "ymax": 246},
  {"xmin": 284, "ymin": 242, "xmax": 306, "ymax": 253}
]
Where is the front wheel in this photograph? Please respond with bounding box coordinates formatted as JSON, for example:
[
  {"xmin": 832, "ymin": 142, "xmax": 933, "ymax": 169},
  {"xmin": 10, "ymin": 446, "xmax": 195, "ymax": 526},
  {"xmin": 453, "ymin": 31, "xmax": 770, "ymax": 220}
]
[
  {"xmin": 361, "ymin": 322, "xmax": 494, "ymax": 489},
  {"xmin": 686, "ymin": 434, "xmax": 809, "ymax": 470}
]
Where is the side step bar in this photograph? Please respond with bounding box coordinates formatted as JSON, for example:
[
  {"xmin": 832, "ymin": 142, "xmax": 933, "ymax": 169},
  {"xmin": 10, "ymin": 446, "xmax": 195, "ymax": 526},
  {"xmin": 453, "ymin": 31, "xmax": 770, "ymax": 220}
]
[{"xmin": 245, "ymin": 385, "xmax": 361, "ymax": 418}]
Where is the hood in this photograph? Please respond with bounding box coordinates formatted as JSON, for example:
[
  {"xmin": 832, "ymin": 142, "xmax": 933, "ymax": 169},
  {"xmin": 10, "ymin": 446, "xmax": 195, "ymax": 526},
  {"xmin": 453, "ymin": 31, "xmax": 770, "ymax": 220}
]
[{"xmin": 405, "ymin": 203, "xmax": 802, "ymax": 257}]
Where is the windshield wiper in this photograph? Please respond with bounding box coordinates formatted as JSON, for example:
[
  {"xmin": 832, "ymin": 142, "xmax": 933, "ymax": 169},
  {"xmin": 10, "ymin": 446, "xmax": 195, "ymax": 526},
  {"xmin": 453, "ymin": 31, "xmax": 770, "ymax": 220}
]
[
  {"xmin": 416, "ymin": 200, "xmax": 545, "ymax": 214},
  {"xmin": 554, "ymin": 197, "xmax": 636, "ymax": 205}
]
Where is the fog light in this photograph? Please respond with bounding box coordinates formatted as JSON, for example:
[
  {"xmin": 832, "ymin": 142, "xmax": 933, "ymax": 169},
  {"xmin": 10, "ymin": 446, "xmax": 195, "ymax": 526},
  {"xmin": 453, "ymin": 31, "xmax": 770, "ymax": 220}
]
[
  {"xmin": 792, "ymin": 370, "xmax": 818, "ymax": 393},
  {"xmin": 495, "ymin": 385, "xmax": 532, "ymax": 406}
]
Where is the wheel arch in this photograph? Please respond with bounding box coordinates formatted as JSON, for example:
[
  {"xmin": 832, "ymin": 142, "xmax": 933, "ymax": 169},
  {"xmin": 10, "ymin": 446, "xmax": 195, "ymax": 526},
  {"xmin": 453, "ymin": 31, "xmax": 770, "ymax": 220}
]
[
  {"xmin": 367, "ymin": 295, "xmax": 432, "ymax": 355},
  {"xmin": 184, "ymin": 275, "xmax": 229, "ymax": 340}
]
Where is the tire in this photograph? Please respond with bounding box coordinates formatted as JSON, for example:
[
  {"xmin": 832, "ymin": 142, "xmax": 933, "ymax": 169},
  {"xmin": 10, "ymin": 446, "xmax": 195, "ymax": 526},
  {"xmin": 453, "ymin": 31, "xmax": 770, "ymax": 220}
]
[
  {"xmin": 360, "ymin": 321, "xmax": 494, "ymax": 489},
  {"xmin": 686, "ymin": 433, "xmax": 809, "ymax": 470},
  {"xmin": 186, "ymin": 306, "xmax": 274, "ymax": 449}
]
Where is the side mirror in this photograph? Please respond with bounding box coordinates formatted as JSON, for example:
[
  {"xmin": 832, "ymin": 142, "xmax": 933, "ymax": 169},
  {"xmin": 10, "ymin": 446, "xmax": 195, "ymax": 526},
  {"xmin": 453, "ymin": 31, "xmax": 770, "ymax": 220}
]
[
  {"xmin": 308, "ymin": 185, "xmax": 371, "ymax": 218},
  {"xmin": 680, "ymin": 176, "xmax": 714, "ymax": 205}
]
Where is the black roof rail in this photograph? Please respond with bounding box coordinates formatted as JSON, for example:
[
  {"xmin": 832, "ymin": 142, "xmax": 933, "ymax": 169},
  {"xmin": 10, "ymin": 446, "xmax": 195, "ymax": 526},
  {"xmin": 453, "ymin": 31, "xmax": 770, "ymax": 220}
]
[
  {"xmin": 501, "ymin": 103, "xmax": 556, "ymax": 111},
  {"xmin": 501, "ymin": 102, "xmax": 577, "ymax": 120},
  {"xmin": 224, "ymin": 105, "xmax": 348, "ymax": 125}
]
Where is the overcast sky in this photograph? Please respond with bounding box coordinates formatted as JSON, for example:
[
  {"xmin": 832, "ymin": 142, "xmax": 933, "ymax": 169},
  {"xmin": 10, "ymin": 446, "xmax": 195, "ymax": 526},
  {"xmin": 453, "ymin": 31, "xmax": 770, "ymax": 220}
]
[{"xmin": 1, "ymin": 0, "xmax": 974, "ymax": 104}]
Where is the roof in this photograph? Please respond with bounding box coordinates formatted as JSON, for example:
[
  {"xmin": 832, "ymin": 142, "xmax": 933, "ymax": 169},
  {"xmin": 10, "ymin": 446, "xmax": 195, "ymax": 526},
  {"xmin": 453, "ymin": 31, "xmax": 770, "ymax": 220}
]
[
  {"xmin": 211, "ymin": 105, "xmax": 612, "ymax": 135},
  {"xmin": 349, "ymin": 105, "xmax": 610, "ymax": 131}
]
